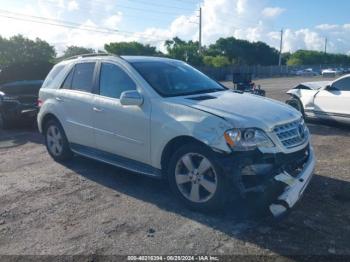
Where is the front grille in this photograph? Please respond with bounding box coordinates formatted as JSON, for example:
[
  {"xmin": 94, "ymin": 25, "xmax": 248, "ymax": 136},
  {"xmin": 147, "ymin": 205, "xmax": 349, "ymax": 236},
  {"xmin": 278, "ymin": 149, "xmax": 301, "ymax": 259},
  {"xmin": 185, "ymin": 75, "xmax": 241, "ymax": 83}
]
[{"xmin": 274, "ymin": 118, "xmax": 308, "ymax": 149}]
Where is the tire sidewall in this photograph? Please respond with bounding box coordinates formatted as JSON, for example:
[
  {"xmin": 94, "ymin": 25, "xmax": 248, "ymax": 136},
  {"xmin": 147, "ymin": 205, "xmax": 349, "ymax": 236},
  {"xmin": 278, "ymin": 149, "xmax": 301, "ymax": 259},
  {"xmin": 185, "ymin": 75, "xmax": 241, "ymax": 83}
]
[
  {"xmin": 44, "ymin": 119, "xmax": 72, "ymax": 161},
  {"xmin": 167, "ymin": 143, "xmax": 229, "ymax": 211}
]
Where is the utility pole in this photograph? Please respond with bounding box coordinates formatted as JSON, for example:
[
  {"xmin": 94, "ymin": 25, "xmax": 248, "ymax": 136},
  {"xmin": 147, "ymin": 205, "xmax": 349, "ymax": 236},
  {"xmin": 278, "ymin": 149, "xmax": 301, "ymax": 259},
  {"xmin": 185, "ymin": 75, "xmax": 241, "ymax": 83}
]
[
  {"xmin": 278, "ymin": 29, "xmax": 283, "ymax": 66},
  {"xmin": 199, "ymin": 7, "xmax": 202, "ymax": 54},
  {"xmin": 324, "ymin": 37, "xmax": 328, "ymax": 54}
]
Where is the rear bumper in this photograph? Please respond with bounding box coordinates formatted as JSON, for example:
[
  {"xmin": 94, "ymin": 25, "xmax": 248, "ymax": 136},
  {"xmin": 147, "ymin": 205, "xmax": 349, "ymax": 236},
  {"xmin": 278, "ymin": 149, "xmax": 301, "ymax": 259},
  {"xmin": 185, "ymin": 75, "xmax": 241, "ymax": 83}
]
[{"xmin": 269, "ymin": 146, "xmax": 315, "ymax": 217}]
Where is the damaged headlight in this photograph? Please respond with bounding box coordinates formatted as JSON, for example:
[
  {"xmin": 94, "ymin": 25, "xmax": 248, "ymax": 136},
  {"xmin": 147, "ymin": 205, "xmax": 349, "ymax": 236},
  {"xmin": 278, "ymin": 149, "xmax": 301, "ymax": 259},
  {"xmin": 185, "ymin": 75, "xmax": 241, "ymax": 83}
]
[{"xmin": 224, "ymin": 128, "xmax": 275, "ymax": 151}]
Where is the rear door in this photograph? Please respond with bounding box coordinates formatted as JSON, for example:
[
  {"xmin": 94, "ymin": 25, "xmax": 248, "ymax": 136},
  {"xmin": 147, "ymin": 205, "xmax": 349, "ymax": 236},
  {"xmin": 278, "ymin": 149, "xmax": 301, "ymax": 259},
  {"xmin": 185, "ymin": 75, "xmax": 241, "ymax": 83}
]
[
  {"xmin": 313, "ymin": 76, "xmax": 350, "ymax": 119},
  {"xmin": 92, "ymin": 61, "xmax": 151, "ymax": 164},
  {"xmin": 56, "ymin": 62, "xmax": 97, "ymax": 148}
]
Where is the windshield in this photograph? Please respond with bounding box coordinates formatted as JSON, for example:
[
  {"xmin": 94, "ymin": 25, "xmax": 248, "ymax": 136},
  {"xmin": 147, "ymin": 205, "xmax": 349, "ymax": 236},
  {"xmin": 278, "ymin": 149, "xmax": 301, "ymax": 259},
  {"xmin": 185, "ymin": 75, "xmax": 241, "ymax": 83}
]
[{"xmin": 131, "ymin": 61, "xmax": 225, "ymax": 97}]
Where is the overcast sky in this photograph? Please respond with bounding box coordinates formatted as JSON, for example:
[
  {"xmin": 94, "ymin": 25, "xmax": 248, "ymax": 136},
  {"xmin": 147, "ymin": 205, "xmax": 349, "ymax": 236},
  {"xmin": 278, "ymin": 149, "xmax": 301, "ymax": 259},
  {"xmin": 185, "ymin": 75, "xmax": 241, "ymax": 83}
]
[{"xmin": 1, "ymin": 0, "xmax": 350, "ymax": 55}]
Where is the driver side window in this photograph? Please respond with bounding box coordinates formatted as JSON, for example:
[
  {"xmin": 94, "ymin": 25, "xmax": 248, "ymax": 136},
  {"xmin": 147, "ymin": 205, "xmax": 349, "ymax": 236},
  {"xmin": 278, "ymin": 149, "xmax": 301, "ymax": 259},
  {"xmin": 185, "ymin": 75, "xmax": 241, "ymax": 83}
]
[
  {"xmin": 332, "ymin": 77, "xmax": 350, "ymax": 91},
  {"xmin": 99, "ymin": 63, "xmax": 136, "ymax": 99}
]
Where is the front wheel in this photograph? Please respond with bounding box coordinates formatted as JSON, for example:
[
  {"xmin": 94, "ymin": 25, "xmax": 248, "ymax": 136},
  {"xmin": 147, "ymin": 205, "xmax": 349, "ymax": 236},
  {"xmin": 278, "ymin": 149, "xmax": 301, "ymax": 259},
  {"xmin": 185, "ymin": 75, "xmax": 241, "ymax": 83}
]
[
  {"xmin": 167, "ymin": 143, "xmax": 230, "ymax": 211},
  {"xmin": 44, "ymin": 119, "xmax": 73, "ymax": 161},
  {"xmin": 286, "ymin": 97, "xmax": 305, "ymax": 117}
]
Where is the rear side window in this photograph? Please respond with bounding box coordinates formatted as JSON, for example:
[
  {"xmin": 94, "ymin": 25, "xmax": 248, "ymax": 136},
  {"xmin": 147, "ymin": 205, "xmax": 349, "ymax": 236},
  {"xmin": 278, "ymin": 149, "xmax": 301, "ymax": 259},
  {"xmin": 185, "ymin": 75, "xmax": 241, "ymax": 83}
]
[
  {"xmin": 42, "ymin": 65, "xmax": 65, "ymax": 89},
  {"xmin": 71, "ymin": 63, "xmax": 95, "ymax": 93},
  {"xmin": 99, "ymin": 63, "xmax": 136, "ymax": 99},
  {"xmin": 61, "ymin": 68, "xmax": 74, "ymax": 89}
]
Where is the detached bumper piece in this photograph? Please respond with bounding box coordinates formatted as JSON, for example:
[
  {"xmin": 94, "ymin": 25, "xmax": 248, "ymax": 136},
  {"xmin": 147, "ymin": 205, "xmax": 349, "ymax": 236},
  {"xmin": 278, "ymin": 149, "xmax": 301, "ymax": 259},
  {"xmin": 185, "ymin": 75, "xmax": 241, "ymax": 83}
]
[{"xmin": 269, "ymin": 147, "xmax": 316, "ymax": 218}]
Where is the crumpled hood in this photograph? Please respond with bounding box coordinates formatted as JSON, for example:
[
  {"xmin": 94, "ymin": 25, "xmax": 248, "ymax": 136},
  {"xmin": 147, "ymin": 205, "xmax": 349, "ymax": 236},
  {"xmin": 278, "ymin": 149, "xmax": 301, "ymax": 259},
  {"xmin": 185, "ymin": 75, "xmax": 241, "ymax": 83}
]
[
  {"xmin": 299, "ymin": 81, "xmax": 331, "ymax": 90},
  {"xmin": 170, "ymin": 90, "xmax": 301, "ymax": 131}
]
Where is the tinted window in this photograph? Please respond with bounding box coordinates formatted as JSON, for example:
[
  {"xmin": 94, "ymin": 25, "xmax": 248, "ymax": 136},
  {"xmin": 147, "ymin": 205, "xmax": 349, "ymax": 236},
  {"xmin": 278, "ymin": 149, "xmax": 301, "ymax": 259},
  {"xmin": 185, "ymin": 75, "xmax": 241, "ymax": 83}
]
[
  {"xmin": 132, "ymin": 61, "xmax": 225, "ymax": 97},
  {"xmin": 333, "ymin": 77, "xmax": 350, "ymax": 91},
  {"xmin": 61, "ymin": 68, "xmax": 74, "ymax": 89},
  {"xmin": 99, "ymin": 63, "xmax": 136, "ymax": 99},
  {"xmin": 71, "ymin": 63, "xmax": 95, "ymax": 92},
  {"xmin": 42, "ymin": 65, "xmax": 65, "ymax": 89}
]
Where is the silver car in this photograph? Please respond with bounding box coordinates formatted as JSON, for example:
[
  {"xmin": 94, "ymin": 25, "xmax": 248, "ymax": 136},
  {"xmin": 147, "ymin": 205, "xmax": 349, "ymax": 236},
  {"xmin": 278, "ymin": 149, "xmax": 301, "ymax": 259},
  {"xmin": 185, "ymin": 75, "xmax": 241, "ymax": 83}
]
[{"xmin": 38, "ymin": 54, "xmax": 315, "ymax": 217}]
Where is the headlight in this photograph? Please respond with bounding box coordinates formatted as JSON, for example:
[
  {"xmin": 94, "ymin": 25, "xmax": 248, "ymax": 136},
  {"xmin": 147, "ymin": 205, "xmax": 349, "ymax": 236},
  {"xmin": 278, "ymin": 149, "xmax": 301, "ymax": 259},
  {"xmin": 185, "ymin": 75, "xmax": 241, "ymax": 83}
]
[{"xmin": 224, "ymin": 128, "xmax": 275, "ymax": 151}]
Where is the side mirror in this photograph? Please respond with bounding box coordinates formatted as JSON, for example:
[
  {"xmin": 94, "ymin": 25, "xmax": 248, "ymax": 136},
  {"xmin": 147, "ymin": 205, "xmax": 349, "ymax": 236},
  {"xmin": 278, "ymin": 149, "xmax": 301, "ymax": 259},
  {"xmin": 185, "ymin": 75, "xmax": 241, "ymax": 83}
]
[{"xmin": 120, "ymin": 90, "xmax": 143, "ymax": 106}]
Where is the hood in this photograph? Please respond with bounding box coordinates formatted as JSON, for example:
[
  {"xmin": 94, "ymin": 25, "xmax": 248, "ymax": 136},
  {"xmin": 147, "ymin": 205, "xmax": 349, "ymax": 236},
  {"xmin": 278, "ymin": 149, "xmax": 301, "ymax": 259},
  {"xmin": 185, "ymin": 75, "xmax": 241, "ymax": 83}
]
[
  {"xmin": 170, "ymin": 90, "xmax": 301, "ymax": 131},
  {"xmin": 299, "ymin": 81, "xmax": 331, "ymax": 90}
]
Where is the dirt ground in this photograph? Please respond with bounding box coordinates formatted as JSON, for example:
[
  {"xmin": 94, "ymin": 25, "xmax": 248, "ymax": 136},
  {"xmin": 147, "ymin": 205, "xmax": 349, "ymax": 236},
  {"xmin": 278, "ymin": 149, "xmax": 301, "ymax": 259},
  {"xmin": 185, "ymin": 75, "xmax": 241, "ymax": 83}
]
[{"xmin": 0, "ymin": 77, "xmax": 349, "ymax": 258}]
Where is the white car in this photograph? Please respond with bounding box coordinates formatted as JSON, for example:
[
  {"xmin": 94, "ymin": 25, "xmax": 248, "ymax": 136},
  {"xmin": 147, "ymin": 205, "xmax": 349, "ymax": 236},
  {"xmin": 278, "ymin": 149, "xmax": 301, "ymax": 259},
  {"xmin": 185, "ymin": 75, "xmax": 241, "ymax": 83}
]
[
  {"xmin": 321, "ymin": 68, "xmax": 339, "ymax": 77},
  {"xmin": 38, "ymin": 54, "xmax": 315, "ymax": 217},
  {"xmin": 286, "ymin": 74, "xmax": 350, "ymax": 124}
]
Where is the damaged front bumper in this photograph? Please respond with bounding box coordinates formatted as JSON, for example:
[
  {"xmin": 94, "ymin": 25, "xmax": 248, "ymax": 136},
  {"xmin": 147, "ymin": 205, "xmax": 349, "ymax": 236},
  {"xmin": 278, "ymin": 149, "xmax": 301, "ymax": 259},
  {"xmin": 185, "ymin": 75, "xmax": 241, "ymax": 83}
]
[
  {"xmin": 269, "ymin": 147, "xmax": 315, "ymax": 217},
  {"xmin": 218, "ymin": 144, "xmax": 315, "ymax": 217}
]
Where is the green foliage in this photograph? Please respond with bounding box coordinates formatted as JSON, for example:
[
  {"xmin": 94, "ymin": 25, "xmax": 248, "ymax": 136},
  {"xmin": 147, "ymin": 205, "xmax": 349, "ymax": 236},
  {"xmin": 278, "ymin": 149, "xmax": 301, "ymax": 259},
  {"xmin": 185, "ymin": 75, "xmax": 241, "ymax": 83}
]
[
  {"xmin": 62, "ymin": 46, "xmax": 96, "ymax": 59},
  {"xmin": 164, "ymin": 37, "xmax": 202, "ymax": 66},
  {"xmin": 104, "ymin": 41, "xmax": 159, "ymax": 56},
  {"xmin": 206, "ymin": 37, "xmax": 279, "ymax": 66},
  {"xmin": 0, "ymin": 35, "xmax": 56, "ymax": 65},
  {"xmin": 203, "ymin": 55, "xmax": 231, "ymax": 67},
  {"xmin": 287, "ymin": 50, "xmax": 350, "ymax": 65}
]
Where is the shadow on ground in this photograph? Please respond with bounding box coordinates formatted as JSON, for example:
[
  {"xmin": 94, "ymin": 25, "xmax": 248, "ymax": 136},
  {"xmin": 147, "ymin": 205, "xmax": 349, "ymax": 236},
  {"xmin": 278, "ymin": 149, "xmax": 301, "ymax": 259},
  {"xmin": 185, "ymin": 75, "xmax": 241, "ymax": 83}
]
[
  {"xmin": 0, "ymin": 126, "xmax": 43, "ymax": 149},
  {"xmin": 62, "ymin": 155, "xmax": 350, "ymax": 256}
]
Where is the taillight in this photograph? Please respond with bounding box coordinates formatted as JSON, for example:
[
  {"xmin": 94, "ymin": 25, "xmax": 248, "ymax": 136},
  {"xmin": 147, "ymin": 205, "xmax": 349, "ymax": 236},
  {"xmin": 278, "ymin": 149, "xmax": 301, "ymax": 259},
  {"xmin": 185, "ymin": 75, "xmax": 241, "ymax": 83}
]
[{"xmin": 37, "ymin": 99, "xmax": 43, "ymax": 107}]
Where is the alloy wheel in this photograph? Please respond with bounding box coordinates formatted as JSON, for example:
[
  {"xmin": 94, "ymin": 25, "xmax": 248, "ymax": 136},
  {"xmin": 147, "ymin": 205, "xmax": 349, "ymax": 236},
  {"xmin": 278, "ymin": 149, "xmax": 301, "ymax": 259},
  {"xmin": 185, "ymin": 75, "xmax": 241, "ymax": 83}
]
[
  {"xmin": 46, "ymin": 125, "xmax": 63, "ymax": 156},
  {"xmin": 175, "ymin": 153, "xmax": 218, "ymax": 203}
]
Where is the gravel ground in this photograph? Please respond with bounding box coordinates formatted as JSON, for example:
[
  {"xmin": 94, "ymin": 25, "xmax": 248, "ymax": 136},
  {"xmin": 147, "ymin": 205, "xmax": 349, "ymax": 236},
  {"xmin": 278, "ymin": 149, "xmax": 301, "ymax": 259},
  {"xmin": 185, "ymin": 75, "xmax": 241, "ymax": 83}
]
[{"xmin": 0, "ymin": 77, "xmax": 349, "ymax": 258}]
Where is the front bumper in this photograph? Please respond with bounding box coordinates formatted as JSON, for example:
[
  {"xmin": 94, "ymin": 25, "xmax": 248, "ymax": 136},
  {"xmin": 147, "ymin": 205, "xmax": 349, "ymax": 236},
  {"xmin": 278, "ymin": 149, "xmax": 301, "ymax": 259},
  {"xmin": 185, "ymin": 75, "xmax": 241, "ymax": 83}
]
[
  {"xmin": 269, "ymin": 146, "xmax": 315, "ymax": 217},
  {"xmin": 217, "ymin": 144, "xmax": 315, "ymax": 217}
]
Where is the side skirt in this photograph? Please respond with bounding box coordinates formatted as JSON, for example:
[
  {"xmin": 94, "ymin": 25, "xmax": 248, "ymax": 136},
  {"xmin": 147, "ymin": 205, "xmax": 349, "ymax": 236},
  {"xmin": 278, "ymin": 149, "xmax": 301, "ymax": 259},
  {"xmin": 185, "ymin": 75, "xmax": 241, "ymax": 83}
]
[{"xmin": 70, "ymin": 143, "xmax": 162, "ymax": 179}]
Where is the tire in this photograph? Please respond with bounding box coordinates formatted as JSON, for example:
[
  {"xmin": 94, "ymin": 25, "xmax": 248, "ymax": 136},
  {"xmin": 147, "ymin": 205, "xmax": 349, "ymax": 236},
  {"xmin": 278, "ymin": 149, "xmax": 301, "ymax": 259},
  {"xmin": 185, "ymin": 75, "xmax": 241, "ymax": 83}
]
[
  {"xmin": 167, "ymin": 143, "xmax": 231, "ymax": 212},
  {"xmin": 286, "ymin": 97, "xmax": 305, "ymax": 118},
  {"xmin": 44, "ymin": 119, "xmax": 73, "ymax": 161}
]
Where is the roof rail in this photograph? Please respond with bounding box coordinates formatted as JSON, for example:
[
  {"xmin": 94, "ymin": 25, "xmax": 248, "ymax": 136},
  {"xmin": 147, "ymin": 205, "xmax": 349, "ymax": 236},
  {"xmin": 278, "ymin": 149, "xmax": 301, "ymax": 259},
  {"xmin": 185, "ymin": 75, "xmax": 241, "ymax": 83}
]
[{"xmin": 64, "ymin": 53, "xmax": 120, "ymax": 61}]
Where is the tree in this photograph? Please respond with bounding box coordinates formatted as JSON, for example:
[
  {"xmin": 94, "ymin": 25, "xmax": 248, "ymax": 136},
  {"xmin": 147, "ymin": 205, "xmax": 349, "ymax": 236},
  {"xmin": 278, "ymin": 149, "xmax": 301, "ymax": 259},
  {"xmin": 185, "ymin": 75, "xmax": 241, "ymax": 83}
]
[
  {"xmin": 287, "ymin": 50, "xmax": 350, "ymax": 66},
  {"xmin": 61, "ymin": 46, "xmax": 96, "ymax": 59},
  {"xmin": 0, "ymin": 35, "xmax": 56, "ymax": 65},
  {"xmin": 206, "ymin": 37, "xmax": 279, "ymax": 66},
  {"xmin": 164, "ymin": 37, "xmax": 202, "ymax": 66},
  {"xmin": 104, "ymin": 41, "xmax": 159, "ymax": 56},
  {"xmin": 203, "ymin": 55, "xmax": 231, "ymax": 67}
]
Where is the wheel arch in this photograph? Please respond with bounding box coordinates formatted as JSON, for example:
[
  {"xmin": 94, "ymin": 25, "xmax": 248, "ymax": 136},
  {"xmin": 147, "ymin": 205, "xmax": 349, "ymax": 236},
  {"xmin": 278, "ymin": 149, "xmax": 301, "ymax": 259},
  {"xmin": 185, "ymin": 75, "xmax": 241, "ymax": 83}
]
[
  {"xmin": 40, "ymin": 113, "xmax": 62, "ymax": 133},
  {"xmin": 160, "ymin": 136, "xmax": 209, "ymax": 175}
]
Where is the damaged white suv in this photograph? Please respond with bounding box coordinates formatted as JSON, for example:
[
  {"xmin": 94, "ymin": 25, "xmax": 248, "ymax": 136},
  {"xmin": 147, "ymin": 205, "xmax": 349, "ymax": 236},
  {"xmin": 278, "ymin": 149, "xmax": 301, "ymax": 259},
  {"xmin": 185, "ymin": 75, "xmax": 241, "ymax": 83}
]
[{"xmin": 38, "ymin": 54, "xmax": 315, "ymax": 217}]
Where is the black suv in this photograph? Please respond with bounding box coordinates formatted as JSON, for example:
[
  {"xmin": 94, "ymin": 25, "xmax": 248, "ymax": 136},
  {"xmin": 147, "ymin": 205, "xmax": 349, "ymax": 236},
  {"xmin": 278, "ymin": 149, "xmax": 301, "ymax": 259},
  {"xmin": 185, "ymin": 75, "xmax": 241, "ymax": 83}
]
[{"xmin": 0, "ymin": 61, "xmax": 52, "ymax": 128}]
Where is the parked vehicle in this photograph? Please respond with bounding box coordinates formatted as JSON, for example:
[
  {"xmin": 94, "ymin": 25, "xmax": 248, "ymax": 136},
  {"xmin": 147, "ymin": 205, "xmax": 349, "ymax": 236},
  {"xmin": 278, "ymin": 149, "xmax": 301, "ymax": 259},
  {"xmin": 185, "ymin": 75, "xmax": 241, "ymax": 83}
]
[
  {"xmin": 0, "ymin": 61, "xmax": 52, "ymax": 129},
  {"xmin": 296, "ymin": 68, "xmax": 319, "ymax": 77},
  {"xmin": 0, "ymin": 80, "xmax": 43, "ymax": 128},
  {"xmin": 38, "ymin": 54, "xmax": 315, "ymax": 217},
  {"xmin": 286, "ymin": 74, "xmax": 350, "ymax": 124},
  {"xmin": 321, "ymin": 68, "xmax": 339, "ymax": 77},
  {"xmin": 232, "ymin": 73, "xmax": 265, "ymax": 96}
]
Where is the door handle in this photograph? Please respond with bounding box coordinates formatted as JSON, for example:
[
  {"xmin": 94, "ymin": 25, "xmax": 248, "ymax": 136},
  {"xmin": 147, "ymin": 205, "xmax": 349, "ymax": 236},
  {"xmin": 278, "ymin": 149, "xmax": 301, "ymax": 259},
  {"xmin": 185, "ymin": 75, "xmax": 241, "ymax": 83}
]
[
  {"xmin": 93, "ymin": 107, "xmax": 103, "ymax": 113},
  {"xmin": 55, "ymin": 97, "xmax": 64, "ymax": 102}
]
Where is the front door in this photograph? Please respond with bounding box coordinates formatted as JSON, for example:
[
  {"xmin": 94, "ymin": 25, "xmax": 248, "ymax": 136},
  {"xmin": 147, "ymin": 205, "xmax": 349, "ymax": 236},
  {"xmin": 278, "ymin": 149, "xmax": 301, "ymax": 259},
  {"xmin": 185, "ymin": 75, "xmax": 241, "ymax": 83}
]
[
  {"xmin": 92, "ymin": 62, "xmax": 151, "ymax": 165},
  {"xmin": 314, "ymin": 76, "xmax": 350, "ymax": 119}
]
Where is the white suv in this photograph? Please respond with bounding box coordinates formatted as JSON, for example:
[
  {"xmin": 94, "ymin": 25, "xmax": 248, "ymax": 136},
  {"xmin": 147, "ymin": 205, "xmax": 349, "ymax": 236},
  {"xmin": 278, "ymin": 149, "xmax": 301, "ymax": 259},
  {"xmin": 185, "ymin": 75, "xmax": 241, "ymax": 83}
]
[{"xmin": 38, "ymin": 54, "xmax": 315, "ymax": 217}]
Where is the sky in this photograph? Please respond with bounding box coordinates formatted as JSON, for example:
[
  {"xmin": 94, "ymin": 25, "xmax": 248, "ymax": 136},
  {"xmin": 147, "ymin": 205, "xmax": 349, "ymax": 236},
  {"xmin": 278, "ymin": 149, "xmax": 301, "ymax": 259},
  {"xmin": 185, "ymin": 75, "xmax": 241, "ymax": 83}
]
[{"xmin": 0, "ymin": 0, "xmax": 350, "ymax": 55}]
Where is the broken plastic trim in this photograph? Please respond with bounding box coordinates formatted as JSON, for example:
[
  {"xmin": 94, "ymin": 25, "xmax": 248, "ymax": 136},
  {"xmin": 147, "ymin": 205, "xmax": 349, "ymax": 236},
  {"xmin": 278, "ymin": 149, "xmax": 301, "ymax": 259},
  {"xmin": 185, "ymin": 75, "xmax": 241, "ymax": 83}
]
[{"xmin": 269, "ymin": 147, "xmax": 316, "ymax": 218}]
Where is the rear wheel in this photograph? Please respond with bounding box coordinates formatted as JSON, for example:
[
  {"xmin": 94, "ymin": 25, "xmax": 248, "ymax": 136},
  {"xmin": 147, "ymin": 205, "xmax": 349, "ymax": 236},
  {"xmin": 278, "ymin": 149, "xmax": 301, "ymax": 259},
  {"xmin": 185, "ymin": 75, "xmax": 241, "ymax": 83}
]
[
  {"xmin": 286, "ymin": 97, "xmax": 305, "ymax": 117},
  {"xmin": 44, "ymin": 119, "xmax": 72, "ymax": 161},
  {"xmin": 167, "ymin": 143, "xmax": 230, "ymax": 211}
]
